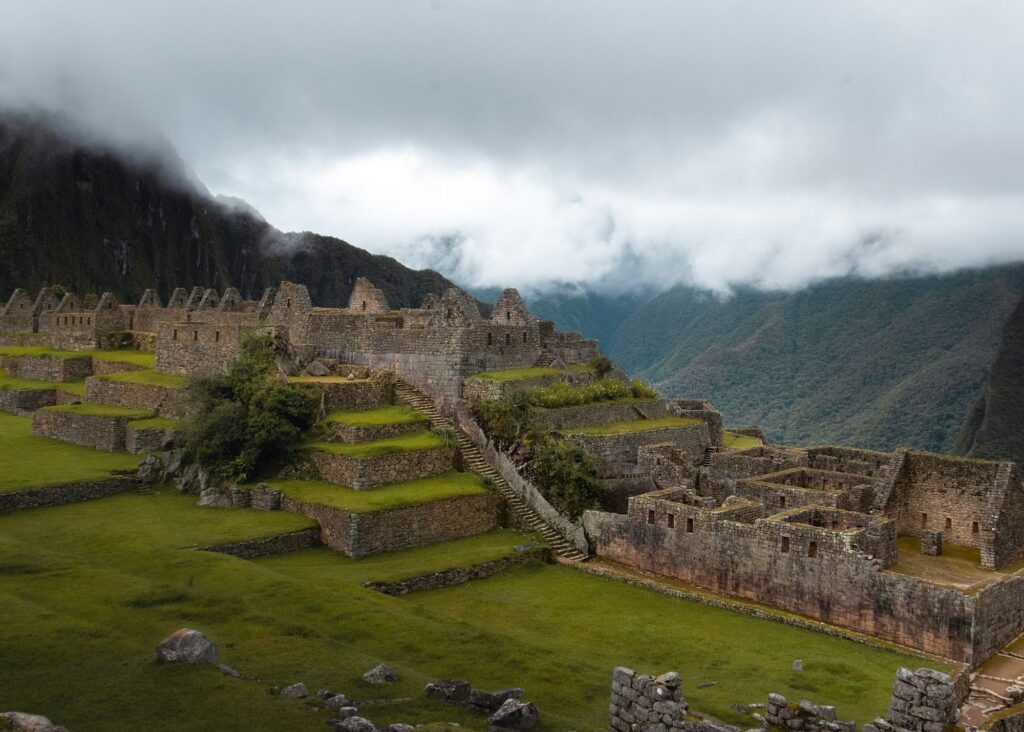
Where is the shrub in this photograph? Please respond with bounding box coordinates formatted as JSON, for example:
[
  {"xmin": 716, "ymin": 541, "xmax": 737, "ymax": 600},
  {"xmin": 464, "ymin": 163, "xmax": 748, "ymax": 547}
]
[
  {"xmin": 182, "ymin": 334, "xmax": 315, "ymax": 481},
  {"xmin": 589, "ymin": 355, "xmax": 614, "ymax": 378},
  {"xmin": 527, "ymin": 378, "xmax": 634, "ymax": 408},
  {"xmin": 630, "ymin": 379, "xmax": 658, "ymax": 399},
  {"xmin": 528, "ymin": 436, "xmax": 603, "ymax": 519},
  {"xmin": 473, "ymin": 392, "xmax": 533, "ymax": 450}
]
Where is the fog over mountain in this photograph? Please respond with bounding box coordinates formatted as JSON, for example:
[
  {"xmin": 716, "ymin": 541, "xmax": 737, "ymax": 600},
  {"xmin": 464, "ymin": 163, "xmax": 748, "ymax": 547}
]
[{"xmin": 2, "ymin": 1, "xmax": 1023, "ymax": 295}]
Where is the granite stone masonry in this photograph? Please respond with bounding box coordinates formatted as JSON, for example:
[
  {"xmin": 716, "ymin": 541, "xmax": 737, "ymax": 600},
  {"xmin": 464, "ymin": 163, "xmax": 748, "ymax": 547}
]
[
  {"xmin": 764, "ymin": 692, "xmax": 856, "ymax": 732},
  {"xmin": 608, "ymin": 667, "xmax": 736, "ymax": 732},
  {"xmin": 310, "ymin": 445, "xmax": 455, "ymax": 489},
  {"xmin": 865, "ymin": 668, "xmax": 959, "ymax": 732},
  {"xmin": 32, "ymin": 407, "xmax": 144, "ymax": 451},
  {"xmin": 198, "ymin": 528, "xmax": 322, "ymax": 558},
  {"xmin": 0, "ymin": 476, "xmax": 139, "ymax": 513}
]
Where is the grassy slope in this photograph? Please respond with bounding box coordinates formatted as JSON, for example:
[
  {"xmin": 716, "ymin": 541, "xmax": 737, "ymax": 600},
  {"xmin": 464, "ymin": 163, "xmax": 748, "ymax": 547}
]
[
  {"xmin": 602, "ymin": 266, "xmax": 1024, "ymax": 452},
  {"xmin": 96, "ymin": 369, "xmax": 187, "ymax": 388},
  {"xmin": 0, "ymin": 346, "xmax": 154, "ymax": 367},
  {"xmin": 129, "ymin": 417, "xmax": 182, "ymax": 431},
  {"xmin": 0, "ymin": 368, "xmax": 85, "ymax": 395},
  {"xmin": 310, "ymin": 429, "xmax": 445, "ymax": 458},
  {"xmin": 723, "ymin": 431, "xmax": 762, "ymax": 450},
  {"xmin": 323, "ymin": 404, "xmax": 427, "ymax": 427},
  {"xmin": 565, "ymin": 416, "xmax": 702, "ymax": 436},
  {"xmin": 0, "ymin": 413, "xmax": 140, "ymax": 492},
  {"xmin": 0, "ymin": 487, "xmax": 933, "ymax": 731},
  {"xmin": 267, "ymin": 472, "xmax": 487, "ymax": 513}
]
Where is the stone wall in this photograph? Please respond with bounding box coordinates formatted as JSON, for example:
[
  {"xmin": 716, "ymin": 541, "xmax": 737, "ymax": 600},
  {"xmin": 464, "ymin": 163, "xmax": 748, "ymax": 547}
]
[
  {"xmin": 125, "ymin": 423, "xmax": 176, "ymax": 454},
  {"xmin": 0, "ymin": 477, "xmax": 139, "ymax": 513},
  {"xmin": 365, "ymin": 548, "xmax": 548, "ymax": 594},
  {"xmin": 764, "ymin": 692, "xmax": 855, "ymax": 732},
  {"xmin": 569, "ymin": 423, "xmax": 712, "ymax": 469},
  {"xmin": 871, "ymin": 667, "xmax": 958, "ymax": 732},
  {"xmin": 32, "ymin": 408, "xmax": 132, "ymax": 451},
  {"xmin": 326, "ymin": 419, "xmax": 425, "ymax": 444},
  {"xmin": 310, "ymin": 445, "xmax": 454, "ymax": 489},
  {"xmin": 532, "ymin": 399, "xmax": 669, "ymax": 431},
  {"xmin": 297, "ymin": 378, "xmax": 393, "ymax": 413},
  {"xmin": 608, "ymin": 667, "xmax": 731, "ymax": 732},
  {"xmin": 9, "ymin": 355, "xmax": 92, "ymax": 382},
  {"xmin": 85, "ymin": 377, "xmax": 193, "ymax": 419},
  {"xmin": 0, "ymin": 387, "xmax": 58, "ymax": 414},
  {"xmin": 273, "ymin": 489, "xmax": 500, "ymax": 557},
  {"xmin": 584, "ymin": 498, "xmax": 988, "ymax": 662},
  {"xmin": 198, "ymin": 527, "xmax": 321, "ymax": 559}
]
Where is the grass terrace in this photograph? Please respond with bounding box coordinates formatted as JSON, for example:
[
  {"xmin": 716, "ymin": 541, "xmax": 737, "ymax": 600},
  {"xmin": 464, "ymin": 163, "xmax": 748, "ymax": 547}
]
[
  {"xmin": 288, "ymin": 375, "xmax": 372, "ymax": 384},
  {"xmin": 309, "ymin": 429, "xmax": 446, "ymax": 459},
  {"xmin": 94, "ymin": 369, "xmax": 188, "ymax": 388},
  {"xmin": 265, "ymin": 471, "xmax": 489, "ymax": 513},
  {"xmin": 129, "ymin": 417, "xmax": 183, "ymax": 431},
  {"xmin": 0, "ymin": 413, "xmax": 140, "ymax": 492},
  {"xmin": 0, "ymin": 346, "xmax": 155, "ymax": 367},
  {"xmin": 723, "ymin": 431, "xmax": 763, "ymax": 450},
  {"xmin": 322, "ymin": 404, "xmax": 427, "ymax": 427},
  {"xmin": 0, "ymin": 368, "xmax": 86, "ymax": 396},
  {"xmin": 465, "ymin": 364, "xmax": 590, "ymax": 382},
  {"xmin": 40, "ymin": 403, "xmax": 155, "ymax": 420},
  {"xmin": 565, "ymin": 416, "xmax": 703, "ymax": 436},
  {"xmin": 0, "ymin": 484, "xmax": 938, "ymax": 730}
]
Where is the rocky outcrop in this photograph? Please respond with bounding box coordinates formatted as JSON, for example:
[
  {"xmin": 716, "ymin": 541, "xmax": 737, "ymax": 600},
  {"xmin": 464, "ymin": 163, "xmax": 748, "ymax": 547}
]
[{"xmin": 155, "ymin": 628, "xmax": 218, "ymax": 665}]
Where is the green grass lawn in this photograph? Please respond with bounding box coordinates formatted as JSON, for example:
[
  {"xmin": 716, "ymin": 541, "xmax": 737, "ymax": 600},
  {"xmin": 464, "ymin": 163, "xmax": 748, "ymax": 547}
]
[
  {"xmin": 310, "ymin": 429, "xmax": 446, "ymax": 459},
  {"xmin": 323, "ymin": 404, "xmax": 427, "ymax": 427},
  {"xmin": 0, "ymin": 486, "xmax": 937, "ymax": 731},
  {"xmin": 0, "ymin": 413, "xmax": 141, "ymax": 492},
  {"xmin": 265, "ymin": 471, "xmax": 488, "ymax": 513},
  {"xmin": 0, "ymin": 346, "xmax": 155, "ymax": 367},
  {"xmin": 0, "ymin": 368, "xmax": 86, "ymax": 396},
  {"xmin": 40, "ymin": 403, "xmax": 155, "ymax": 419},
  {"xmin": 89, "ymin": 350, "xmax": 156, "ymax": 367},
  {"xmin": 129, "ymin": 417, "xmax": 182, "ymax": 431},
  {"xmin": 465, "ymin": 364, "xmax": 591, "ymax": 382},
  {"xmin": 565, "ymin": 416, "xmax": 703, "ymax": 436},
  {"xmin": 95, "ymin": 369, "xmax": 188, "ymax": 388},
  {"xmin": 723, "ymin": 431, "xmax": 763, "ymax": 450}
]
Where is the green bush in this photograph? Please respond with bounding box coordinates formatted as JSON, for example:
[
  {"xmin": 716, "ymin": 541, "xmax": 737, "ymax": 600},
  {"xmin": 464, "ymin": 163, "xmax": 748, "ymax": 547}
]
[
  {"xmin": 630, "ymin": 379, "xmax": 658, "ymax": 399},
  {"xmin": 473, "ymin": 393, "xmax": 533, "ymax": 450},
  {"xmin": 527, "ymin": 378, "xmax": 634, "ymax": 408},
  {"xmin": 528, "ymin": 436, "xmax": 603, "ymax": 519},
  {"xmin": 588, "ymin": 354, "xmax": 614, "ymax": 378},
  {"xmin": 182, "ymin": 334, "xmax": 315, "ymax": 481}
]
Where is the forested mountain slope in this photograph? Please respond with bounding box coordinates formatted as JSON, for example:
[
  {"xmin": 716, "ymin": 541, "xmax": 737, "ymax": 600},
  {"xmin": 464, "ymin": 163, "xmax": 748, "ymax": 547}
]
[{"xmin": 0, "ymin": 111, "xmax": 457, "ymax": 308}]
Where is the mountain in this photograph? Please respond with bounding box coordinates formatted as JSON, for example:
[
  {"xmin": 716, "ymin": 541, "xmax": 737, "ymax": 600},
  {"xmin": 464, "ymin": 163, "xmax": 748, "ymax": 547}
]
[
  {"xmin": 954, "ymin": 293, "xmax": 1024, "ymax": 466},
  {"xmin": 527, "ymin": 266, "xmax": 1024, "ymax": 454},
  {"xmin": 0, "ymin": 110, "xmax": 458, "ymax": 308}
]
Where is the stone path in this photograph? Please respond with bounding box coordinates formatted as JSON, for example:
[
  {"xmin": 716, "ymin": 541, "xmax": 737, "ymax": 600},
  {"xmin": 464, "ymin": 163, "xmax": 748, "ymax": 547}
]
[{"xmin": 960, "ymin": 634, "xmax": 1024, "ymax": 727}]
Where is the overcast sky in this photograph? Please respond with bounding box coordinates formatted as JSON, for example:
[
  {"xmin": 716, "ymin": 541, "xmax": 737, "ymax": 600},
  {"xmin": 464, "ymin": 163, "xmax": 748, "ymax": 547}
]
[{"xmin": 1, "ymin": 1, "xmax": 1023, "ymax": 294}]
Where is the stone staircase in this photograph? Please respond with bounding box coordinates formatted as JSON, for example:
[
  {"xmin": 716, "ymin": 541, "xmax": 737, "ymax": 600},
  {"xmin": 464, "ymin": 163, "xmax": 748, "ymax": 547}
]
[
  {"xmin": 393, "ymin": 380, "xmax": 588, "ymax": 562},
  {"xmin": 701, "ymin": 446, "xmax": 719, "ymax": 466}
]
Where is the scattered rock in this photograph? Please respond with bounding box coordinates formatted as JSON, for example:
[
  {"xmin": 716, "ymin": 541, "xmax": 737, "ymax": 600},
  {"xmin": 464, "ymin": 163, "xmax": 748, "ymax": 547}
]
[
  {"xmin": 323, "ymin": 694, "xmax": 352, "ymax": 710},
  {"xmin": 487, "ymin": 698, "xmax": 539, "ymax": 730},
  {"xmin": 425, "ymin": 679, "xmax": 471, "ymax": 704},
  {"xmin": 156, "ymin": 628, "xmax": 218, "ymax": 665},
  {"xmin": 331, "ymin": 716, "xmax": 379, "ymax": 732},
  {"xmin": 197, "ymin": 487, "xmax": 231, "ymax": 508},
  {"xmin": 0, "ymin": 712, "xmax": 68, "ymax": 732},
  {"xmin": 307, "ymin": 360, "xmax": 330, "ymax": 376},
  {"xmin": 281, "ymin": 682, "xmax": 309, "ymax": 699},
  {"xmin": 513, "ymin": 543, "xmax": 535, "ymax": 554},
  {"xmin": 469, "ymin": 688, "xmax": 523, "ymax": 712},
  {"xmin": 176, "ymin": 463, "xmax": 211, "ymax": 494},
  {"xmin": 217, "ymin": 663, "xmax": 241, "ymax": 678},
  {"xmin": 362, "ymin": 663, "xmax": 397, "ymax": 684},
  {"xmin": 318, "ymin": 689, "xmax": 338, "ymax": 700},
  {"xmin": 792, "ymin": 660, "xmax": 804, "ymax": 671},
  {"xmin": 698, "ymin": 680, "xmax": 718, "ymax": 689},
  {"xmin": 387, "ymin": 725, "xmax": 414, "ymax": 732},
  {"xmin": 137, "ymin": 454, "xmax": 162, "ymax": 483}
]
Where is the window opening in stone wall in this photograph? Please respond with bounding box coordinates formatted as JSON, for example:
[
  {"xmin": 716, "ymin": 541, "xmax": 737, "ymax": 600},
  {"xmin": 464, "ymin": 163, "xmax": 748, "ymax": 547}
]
[
  {"xmin": 522, "ymin": 332, "xmax": 527, "ymax": 343},
  {"xmin": 287, "ymin": 298, "xmax": 291, "ymax": 307},
  {"xmin": 193, "ymin": 330, "xmax": 198, "ymax": 341},
  {"xmin": 362, "ymin": 301, "xmax": 367, "ymax": 310},
  {"xmin": 667, "ymin": 514, "xmax": 675, "ymax": 529},
  {"xmin": 172, "ymin": 329, "xmax": 177, "ymax": 340},
  {"xmin": 921, "ymin": 512, "xmax": 928, "ymax": 528},
  {"xmin": 779, "ymin": 495, "xmax": 786, "ymax": 509},
  {"xmin": 505, "ymin": 333, "xmax": 511, "ymax": 345},
  {"xmin": 808, "ymin": 541, "xmax": 818, "ymax": 558},
  {"xmin": 214, "ymin": 330, "xmax": 220, "ymax": 342},
  {"xmin": 686, "ymin": 517, "xmax": 694, "ymax": 533},
  {"xmin": 945, "ymin": 517, "xmax": 952, "ymax": 530},
  {"xmin": 973, "ymin": 521, "xmax": 980, "ymax": 533},
  {"xmin": 647, "ymin": 510, "xmax": 655, "ymax": 525},
  {"xmin": 506, "ymin": 310, "xmax": 511, "ymax": 320},
  {"xmin": 487, "ymin": 333, "xmax": 493, "ymax": 345},
  {"xmin": 781, "ymin": 536, "xmax": 790, "ymax": 553}
]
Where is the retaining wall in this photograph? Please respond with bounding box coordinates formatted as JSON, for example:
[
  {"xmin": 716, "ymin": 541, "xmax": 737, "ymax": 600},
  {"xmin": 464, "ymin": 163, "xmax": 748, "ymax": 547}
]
[{"xmin": 310, "ymin": 445, "xmax": 454, "ymax": 489}]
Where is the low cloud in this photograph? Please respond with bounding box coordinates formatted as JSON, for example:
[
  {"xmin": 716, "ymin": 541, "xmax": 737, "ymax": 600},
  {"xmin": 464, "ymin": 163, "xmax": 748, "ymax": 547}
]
[{"xmin": 1, "ymin": 1, "xmax": 1023, "ymax": 293}]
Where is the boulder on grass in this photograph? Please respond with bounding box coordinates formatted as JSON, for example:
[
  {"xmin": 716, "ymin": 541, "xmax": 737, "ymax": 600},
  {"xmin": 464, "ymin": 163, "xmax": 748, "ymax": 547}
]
[
  {"xmin": 425, "ymin": 679, "xmax": 471, "ymax": 704},
  {"xmin": 156, "ymin": 628, "xmax": 218, "ymax": 665},
  {"xmin": 0, "ymin": 712, "xmax": 68, "ymax": 732},
  {"xmin": 280, "ymin": 682, "xmax": 308, "ymax": 698},
  {"xmin": 362, "ymin": 663, "xmax": 397, "ymax": 684},
  {"xmin": 470, "ymin": 687, "xmax": 524, "ymax": 712},
  {"xmin": 331, "ymin": 716, "xmax": 379, "ymax": 732},
  {"xmin": 487, "ymin": 698, "xmax": 539, "ymax": 730}
]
